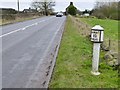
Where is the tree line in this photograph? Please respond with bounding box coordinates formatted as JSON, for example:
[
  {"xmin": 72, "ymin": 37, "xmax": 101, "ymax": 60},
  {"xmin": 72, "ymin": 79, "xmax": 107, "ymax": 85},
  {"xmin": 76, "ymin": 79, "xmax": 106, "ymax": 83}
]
[
  {"xmin": 92, "ymin": 1, "xmax": 119, "ymax": 20},
  {"xmin": 1, "ymin": 0, "xmax": 119, "ymax": 20},
  {"xmin": 31, "ymin": 0, "xmax": 55, "ymax": 16},
  {"xmin": 65, "ymin": 1, "xmax": 119, "ymax": 20}
]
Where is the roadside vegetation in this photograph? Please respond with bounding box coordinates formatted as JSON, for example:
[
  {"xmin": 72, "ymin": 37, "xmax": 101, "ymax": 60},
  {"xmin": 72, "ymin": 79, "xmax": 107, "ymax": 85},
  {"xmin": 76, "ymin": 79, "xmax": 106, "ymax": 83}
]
[
  {"xmin": 0, "ymin": 8, "xmax": 41, "ymax": 25},
  {"xmin": 0, "ymin": 14, "xmax": 41, "ymax": 26},
  {"xmin": 49, "ymin": 16, "xmax": 118, "ymax": 88},
  {"xmin": 73, "ymin": 1, "xmax": 119, "ymax": 20}
]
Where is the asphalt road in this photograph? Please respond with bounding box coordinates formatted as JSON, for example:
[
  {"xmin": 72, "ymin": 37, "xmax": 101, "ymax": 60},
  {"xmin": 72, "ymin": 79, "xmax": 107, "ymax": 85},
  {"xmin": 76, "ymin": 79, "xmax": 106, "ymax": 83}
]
[{"xmin": 1, "ymin": 16, "xmax": 66, "ymax": 88}]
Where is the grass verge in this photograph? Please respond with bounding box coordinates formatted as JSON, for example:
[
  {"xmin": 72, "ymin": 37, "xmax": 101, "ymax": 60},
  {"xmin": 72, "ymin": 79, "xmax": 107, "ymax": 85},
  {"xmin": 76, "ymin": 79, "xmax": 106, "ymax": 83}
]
[
  {"xmin": 49, "ymin": 16, "xmax": 118, "ymax": 88},
  {"xmin": 0, "ymin": 15, "xmax": 42, "ymax": 26},
  {"xmin": 79, "ymin": 18, "xmax": 118, "ymax": 52}
]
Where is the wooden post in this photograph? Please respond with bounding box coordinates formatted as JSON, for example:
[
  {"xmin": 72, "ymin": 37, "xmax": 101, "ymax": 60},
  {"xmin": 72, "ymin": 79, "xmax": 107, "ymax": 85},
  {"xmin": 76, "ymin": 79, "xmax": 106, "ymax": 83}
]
[{"xmin": 109, "ymin": 38, "xmax": 111, "ymax": 51}]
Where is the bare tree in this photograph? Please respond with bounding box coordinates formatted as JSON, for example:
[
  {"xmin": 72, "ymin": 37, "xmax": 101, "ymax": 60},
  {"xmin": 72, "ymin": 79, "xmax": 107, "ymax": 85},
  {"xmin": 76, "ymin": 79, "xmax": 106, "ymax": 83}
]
[
  {"xmin": 31, "ymin": 0, "xmax": 55, "ymax": 16},
  {"xmin": 93, "ymin": 0, "xmax": 119, "ymax": 20}
]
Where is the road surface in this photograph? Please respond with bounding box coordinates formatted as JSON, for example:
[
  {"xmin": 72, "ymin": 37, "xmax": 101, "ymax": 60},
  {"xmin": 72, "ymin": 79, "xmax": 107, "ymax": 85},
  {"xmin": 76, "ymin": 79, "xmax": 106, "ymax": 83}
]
[{"xmin": 1, "ymin": 16, "xmax": 66, "ymax": 88}]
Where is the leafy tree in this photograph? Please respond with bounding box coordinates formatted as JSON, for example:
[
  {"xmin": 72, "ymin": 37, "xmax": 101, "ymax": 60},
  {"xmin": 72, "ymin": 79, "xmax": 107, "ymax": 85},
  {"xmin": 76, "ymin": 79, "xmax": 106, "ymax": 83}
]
[
  {"xmin": 82, "ymin": 9, "xmax": 89, "ymax": 14},
  {"xmin": 31, "ymin": 0, "xmax": 55, "ymax": 16},
  {"xmin": 66, "ymin": 2, "xmax": 77, "ymax": 15},
  {"xmin": 68, "ymin": 5, "xmax": 77, "ymax": 15}
]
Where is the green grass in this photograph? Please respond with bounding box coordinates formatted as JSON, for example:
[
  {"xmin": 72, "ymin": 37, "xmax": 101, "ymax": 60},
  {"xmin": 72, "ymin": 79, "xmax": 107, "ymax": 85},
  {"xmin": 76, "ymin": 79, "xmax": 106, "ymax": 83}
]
[
  {"xmin": 49, "ymin": 16, "xmax": 118, "ymax": 88},
  {"xmin": 80, "ymin": 18, "xmax": 118, "ymax": 40},
  {"xmin": 80, "ymin": 18, "xmax": 119, "ymax": 52}
]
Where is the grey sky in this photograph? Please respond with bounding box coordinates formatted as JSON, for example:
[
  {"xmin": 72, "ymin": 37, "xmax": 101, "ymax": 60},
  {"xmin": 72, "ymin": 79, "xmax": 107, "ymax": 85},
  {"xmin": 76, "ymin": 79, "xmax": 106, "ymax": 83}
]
[
  {"xmin": 54, "ymin": 2, "xmax": 95, "ymax": 12},
  {"xmin": 0, "ymin": 0, "xmax": 96, "ymax": 12}
]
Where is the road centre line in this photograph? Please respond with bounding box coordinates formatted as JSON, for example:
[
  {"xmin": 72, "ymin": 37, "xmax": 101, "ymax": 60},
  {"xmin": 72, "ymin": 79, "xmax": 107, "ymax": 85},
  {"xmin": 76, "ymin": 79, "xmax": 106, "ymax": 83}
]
[{"xmin": 0, "ymin": 17, "xmax": 54, "ymax": 38}]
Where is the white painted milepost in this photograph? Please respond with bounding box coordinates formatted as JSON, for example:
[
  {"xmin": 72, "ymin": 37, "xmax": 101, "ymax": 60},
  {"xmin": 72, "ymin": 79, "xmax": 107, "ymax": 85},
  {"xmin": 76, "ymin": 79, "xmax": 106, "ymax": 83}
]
[
  {"xmin": 91, "ymin": 43, "xmax": 101, "ymax": 75},
  {"xmin": 91, "ymin": 25, "xmax": 104, "ymax": 75}
]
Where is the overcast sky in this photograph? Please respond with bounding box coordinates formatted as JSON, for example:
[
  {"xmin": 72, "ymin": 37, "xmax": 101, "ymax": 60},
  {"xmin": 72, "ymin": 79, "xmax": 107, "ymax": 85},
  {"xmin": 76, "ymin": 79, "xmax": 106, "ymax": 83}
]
[{"xmin": 0, "ymin": 0, "xmax": 96, "ymax": 12}]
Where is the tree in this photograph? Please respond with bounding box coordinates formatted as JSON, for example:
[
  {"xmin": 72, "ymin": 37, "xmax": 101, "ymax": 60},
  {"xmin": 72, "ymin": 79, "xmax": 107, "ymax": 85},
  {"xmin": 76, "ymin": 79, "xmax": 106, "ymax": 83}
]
[
  {"xmin": 66, "ymin": 2, "xmax": 77, "ymax": 16},
  {"xmin": 68, "ymin": 5, "xmax": 77, "ymax": 15},
  {"xmin": 31, "ymin": 0, "xmax": 55, "ymax": 16},
  {"xmin": 82, "ymin": 9, "xmax": 89, "ymax": 14}
]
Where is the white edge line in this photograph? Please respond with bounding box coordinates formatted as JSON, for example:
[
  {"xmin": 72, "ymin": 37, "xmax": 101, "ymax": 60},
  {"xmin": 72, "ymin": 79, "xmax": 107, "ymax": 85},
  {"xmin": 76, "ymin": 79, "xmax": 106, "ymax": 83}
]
[{"xmin": 0, "ymin": 17, "xmax": 54, "ymax": 38}]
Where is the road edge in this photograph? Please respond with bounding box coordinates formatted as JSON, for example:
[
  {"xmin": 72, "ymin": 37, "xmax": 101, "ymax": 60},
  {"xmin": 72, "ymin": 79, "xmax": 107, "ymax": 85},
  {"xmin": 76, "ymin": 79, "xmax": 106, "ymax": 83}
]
[{"xmin": 44, "ymin": 17, "xmax": 66, "ymax": 88}]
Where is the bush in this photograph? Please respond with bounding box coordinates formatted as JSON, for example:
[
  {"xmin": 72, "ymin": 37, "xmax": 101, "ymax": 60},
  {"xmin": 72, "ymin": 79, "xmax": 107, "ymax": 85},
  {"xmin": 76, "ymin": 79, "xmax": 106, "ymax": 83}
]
[
  {"xmin": 92, "ymin": 2, "xmax": 119, "ymax": 20},
  {"xmin": 109, "ymin": 13, "xmax": 119, "ymax": 20},
  {"xmin": 90, "ymin": 16, "xmax": 97, "ymax": 18},
  {"xmin": 2, "ymin": 14, "xmax": 16, "ymax": 20},
  {"xmin": 92, "ymin": 12, "xmax": 107, "ymax": 19}
]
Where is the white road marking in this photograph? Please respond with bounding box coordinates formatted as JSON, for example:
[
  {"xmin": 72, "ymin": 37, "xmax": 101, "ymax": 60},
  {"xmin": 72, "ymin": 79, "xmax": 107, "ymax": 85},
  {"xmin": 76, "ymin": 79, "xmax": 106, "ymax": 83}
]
[
  {"xmin": 0, "ymin": 29, "xmax": 21, "ymax": 38},
  {"xmin": 0, "ymin": 17, "xmax": 54, "ymax": 38},
  {"xmin": 34, "ymin": 23, "xmax": 38, "ymax": 25}
]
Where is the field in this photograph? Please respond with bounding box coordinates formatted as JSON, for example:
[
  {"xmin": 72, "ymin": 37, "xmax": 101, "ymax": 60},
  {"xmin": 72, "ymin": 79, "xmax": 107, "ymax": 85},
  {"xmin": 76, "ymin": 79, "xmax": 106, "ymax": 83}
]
[
  {"xmin": 80, "ymin": 18, "xmax": 118, "ymax": 40},
  {"xmin": 79, "ymin": 17, "xmax": 118, "ymax": 52},
  {"xmin": 49, "ymin": 16, "xmax": 118, "ymax": 88}
]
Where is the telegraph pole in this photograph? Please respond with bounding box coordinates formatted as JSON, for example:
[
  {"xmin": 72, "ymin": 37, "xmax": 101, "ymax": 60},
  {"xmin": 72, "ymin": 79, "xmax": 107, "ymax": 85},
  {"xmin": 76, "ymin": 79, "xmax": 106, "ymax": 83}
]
[{"xmin": 17, "ymin": 0, "xmax": 19, "ymax": 13}]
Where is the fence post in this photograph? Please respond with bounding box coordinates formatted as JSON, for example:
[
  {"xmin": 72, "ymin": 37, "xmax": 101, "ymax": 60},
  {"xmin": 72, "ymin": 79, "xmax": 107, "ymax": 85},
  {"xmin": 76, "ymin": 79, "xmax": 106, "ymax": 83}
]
[{"xmin": 109, "ymin": 38, "xmax": 111, "ymax": 51}]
